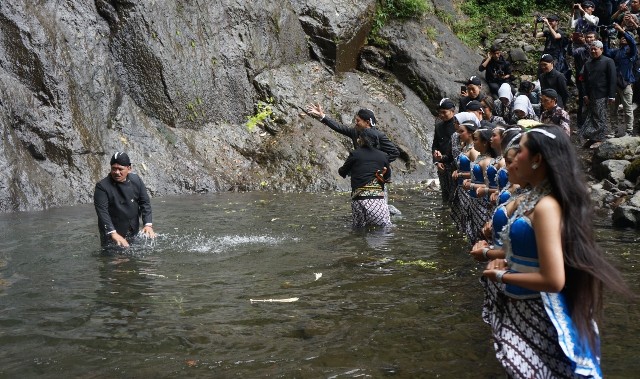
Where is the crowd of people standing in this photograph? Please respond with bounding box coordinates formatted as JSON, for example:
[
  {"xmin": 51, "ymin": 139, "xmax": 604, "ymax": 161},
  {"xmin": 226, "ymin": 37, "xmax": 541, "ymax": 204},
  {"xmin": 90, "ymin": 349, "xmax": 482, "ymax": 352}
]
[
  {"xmin": 430, "ymin": 2, "xmax": 636, "ymax": 376},
  {"xmin": 480, "ymin": 0, "xmax": 640, "ymax": 149}
]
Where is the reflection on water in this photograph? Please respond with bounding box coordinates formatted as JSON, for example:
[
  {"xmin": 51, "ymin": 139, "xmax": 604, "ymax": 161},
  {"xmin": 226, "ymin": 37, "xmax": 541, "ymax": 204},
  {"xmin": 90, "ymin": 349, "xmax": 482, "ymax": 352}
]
[{"xmin": 0, "ymin": 188, "xmax": 638, "ymax": 378}]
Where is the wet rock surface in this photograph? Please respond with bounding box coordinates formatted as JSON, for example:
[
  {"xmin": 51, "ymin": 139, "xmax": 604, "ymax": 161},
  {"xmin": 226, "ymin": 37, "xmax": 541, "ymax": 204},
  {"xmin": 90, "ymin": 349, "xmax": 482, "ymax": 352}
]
[
  {"xmin": 3, "ymin": 1, "xmax": 484, "ymax": 213},
  {"xmin": 588, "ymin": 136, "xmax": 640, "ymax": 228}
]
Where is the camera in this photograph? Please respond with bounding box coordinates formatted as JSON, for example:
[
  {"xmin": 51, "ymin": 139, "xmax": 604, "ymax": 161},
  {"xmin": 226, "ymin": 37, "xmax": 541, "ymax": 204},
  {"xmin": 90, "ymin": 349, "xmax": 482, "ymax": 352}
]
[
  {"xmin": 536, "ymin": 15, "xmax": 544, "ymax": 23},
  {"xmin": 598, "ymin": 24, "xmax": 617, "ymax": 39}
]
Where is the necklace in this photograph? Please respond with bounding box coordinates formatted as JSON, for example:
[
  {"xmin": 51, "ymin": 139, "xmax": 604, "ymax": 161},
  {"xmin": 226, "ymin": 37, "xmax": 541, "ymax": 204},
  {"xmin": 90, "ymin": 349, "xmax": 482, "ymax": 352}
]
[
  {"xmin": 499, "ymin": 181, "xmax": 552, "ymax": 262},
  {"xmin": 474, "ymin": 153, "xmax": 487, "ymax": 164}
]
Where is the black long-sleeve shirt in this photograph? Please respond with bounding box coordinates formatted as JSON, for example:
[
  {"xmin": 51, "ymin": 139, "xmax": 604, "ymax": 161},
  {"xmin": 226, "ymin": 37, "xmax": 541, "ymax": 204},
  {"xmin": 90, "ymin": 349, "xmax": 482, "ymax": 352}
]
[
  {"xmin": 539, "ymin": 68, "xmax": 569, "ymax": 109},
  {"xmin": 478, "ymin": 56, "xmax": 512, "ymax": 85},
  {"xmin": 431, "ymin": 118, "xmax": 455, "ymax": 165},
  {"xmin": 94, "ymin": 173, "xmax": 152, "ymax": 245},
  {"xmin": 321, "ymin": 116, "xmax": 400, "ymax": 162},
  {"xmin": 338, "ymin": 146, "xmax": 390, "ymax": 191},
  {"xmin": 579, "ymin": 54, "xmax": 617, "ymax": 100}
]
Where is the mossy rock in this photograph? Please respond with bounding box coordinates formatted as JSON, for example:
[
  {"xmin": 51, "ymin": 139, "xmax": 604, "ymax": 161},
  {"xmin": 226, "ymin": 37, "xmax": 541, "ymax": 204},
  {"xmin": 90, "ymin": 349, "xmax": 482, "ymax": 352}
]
[{"xmin": 624, "ymin": 158, "xmax": 640, "ymax": 183}]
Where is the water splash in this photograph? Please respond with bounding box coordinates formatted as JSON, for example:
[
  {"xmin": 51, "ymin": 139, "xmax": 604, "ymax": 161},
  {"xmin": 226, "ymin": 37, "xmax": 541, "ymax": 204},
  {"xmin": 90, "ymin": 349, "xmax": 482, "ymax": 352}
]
[{"xmin": 165, "ymin": 232, "xmax": 296, "ymax": 254}]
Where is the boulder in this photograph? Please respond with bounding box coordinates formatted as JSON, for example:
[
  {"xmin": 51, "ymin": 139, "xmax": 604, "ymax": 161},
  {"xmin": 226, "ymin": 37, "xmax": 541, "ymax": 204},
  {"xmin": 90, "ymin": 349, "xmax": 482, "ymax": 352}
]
[
  {"xmin": 509, "ymin": 47, "xmax": 529, "ymax": 62},
  {"xmin": 629, "ymin": 191, "xmax": 640, "ymax": 208},
  {"xmin": 379, "ymin": 17, "xmax": 482, "ymax": 110},
  {"xmin": 290, "ymin": 0, "xmax": 377, "ymax": 73},
  {"xmin": 593, "ymin": 160, "xmax": 631, "ymax": 182},
  {"xmin": 588, "ymin": 183, "xmax": 609, "ymax": 207},
  {"xmin": 612, "ymin": 205, "xmax": 640, "ymax": 228},
  {"xmin": 624, "ymin": 157, "xmax": 640, "ymax": 183},
  {"xmin": 593, "ymin": 136, "xmax": 640, "ymax": 162}
]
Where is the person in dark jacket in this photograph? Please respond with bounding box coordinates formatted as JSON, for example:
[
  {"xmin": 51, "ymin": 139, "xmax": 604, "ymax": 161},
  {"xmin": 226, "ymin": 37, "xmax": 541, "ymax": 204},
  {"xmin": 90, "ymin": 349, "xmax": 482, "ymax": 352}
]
[
  {"xmin": 604, "ymin": 23, "xmax": 637, "ymax": 137},
  {"xmin": 538, "ymin": 54, "xmax": 569, "ymax": 109},
  {"xmin": 307, "ymin": 103, "xmax": 401, "ymax": 215},
  {"xmin": 306, "ymin": 103, "xmax": 399, "ymax": 162},
  {"xmin": 578, "ymin": 40, "xmax": 617, "ymax": 147},
  {"xmin": 432, "ymin": 98, "xmax": 457, "ymax": 202},
  {"xmin": 338, "ymin": 129, "xmax": 391, "ymax": 228},
  {"xmin": 572, "ymin": 31, "xmax": 598, "ymax": 126},
  {"xmin": 478, "ymin": 44, "xmax": 513, "ymax": 97},
  {"xmin": 459, "ymin": 76, "xmax": 486, "ymax": 111},
  {"xmin": 94, "ymin": 152, "xmax": 156, "ymax": 247},
  {"xmin": 535, "ymin": 14, "xmax": 570, "ymax": 82}
]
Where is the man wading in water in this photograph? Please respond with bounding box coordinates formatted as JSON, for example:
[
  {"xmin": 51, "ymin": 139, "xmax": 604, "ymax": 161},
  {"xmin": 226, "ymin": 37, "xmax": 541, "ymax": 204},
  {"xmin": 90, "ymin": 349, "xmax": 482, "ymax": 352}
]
[
  {"xmin": 94, "ymin": 152, "xmax": 156, "ymax": 248},
  {"xmin": 306, "ymin": 103, "xmax": 401, "ymax": 215}
]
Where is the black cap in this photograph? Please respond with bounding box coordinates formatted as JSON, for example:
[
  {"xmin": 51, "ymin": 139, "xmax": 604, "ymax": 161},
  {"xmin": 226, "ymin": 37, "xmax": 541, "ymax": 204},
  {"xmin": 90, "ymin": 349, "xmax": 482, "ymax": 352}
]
[
  {"xmin": 541, "ymin": 88, "xmax": 558, "ymax": 99},
  {"xmin": 583, "ymin": 1, "xmax": 595, "ymax": 8},
  {"xmin": 438, "ymin": 98, "xmax": 456, "ymax": 110},
  {"xmin": 466, "ymin": 100, "xmax": 483, "ymax": 112},
  {"xmin": 540, "ymin": 54, "xmax": 554, "ymax": 63},
  {"xmin": 466, "ymin": 76, "xmax": 482, "ymax": 86},
  {"xmin": 110, "ymin": 152, "xmax": 131, "ymax": 166},
  {"xmin": 547, "ymin": 14, "xmax": 559, "ymax": 21},
  {"xmin": 357, "ymin": 108, "xmax": 377, "ymax": 127}
]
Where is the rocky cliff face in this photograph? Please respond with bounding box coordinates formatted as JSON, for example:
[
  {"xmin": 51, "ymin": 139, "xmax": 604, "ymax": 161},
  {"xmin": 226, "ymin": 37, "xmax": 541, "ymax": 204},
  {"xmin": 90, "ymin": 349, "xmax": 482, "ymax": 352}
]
[{"xmin": 0, "ymin": 0, "xmax": 480, "ymax": 212}]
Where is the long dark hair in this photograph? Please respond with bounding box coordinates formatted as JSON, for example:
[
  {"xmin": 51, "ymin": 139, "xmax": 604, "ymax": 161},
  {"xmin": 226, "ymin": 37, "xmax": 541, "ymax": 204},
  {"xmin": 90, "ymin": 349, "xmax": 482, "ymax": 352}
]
[
  {"xmin": 475, "ymin": 128, "xmax": 497, "ymax": 158},
  {"xmin": 523, "ymin": 125, "xmax": 632, "ymax": 351},
  {"xmin": 357, "ymin": 128, "xmax": 380, "ymax": 149}
]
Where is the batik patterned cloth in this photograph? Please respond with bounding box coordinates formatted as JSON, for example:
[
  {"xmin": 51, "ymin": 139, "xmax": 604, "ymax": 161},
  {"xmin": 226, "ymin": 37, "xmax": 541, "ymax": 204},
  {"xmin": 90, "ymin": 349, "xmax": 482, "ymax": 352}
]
[
  {"xmin": 481, "ymin": 278, "xmax": 601, "ymax": 379},
  {"xmin": 351, "ymin": 179, "xmax": 390, "ymax": 228},
  {"xmin": 579, "ymin": 98, "xmax": 610, "ymax": 142}
]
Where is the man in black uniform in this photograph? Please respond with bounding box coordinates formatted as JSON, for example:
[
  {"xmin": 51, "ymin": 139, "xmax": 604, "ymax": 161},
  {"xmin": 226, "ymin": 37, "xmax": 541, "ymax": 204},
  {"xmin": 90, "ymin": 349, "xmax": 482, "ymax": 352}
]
[
  {"xmin": 94, "ymin": 152, "xmax": 156, "ymax": 247},
  {"xmin": 306, "ymin": 103, "xmax": 399, "ymax": 162},
  {"xmin": 306, "ymin": 103, "xmax": 401, "ymax": 214},
  {"xmin": 432, "ymin": 98, "xmax": 457, "ymax": 202}
]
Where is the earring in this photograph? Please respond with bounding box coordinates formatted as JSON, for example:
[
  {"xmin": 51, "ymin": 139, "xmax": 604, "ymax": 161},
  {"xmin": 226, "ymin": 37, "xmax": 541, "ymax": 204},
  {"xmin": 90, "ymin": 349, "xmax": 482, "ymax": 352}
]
[{"xmin": 531, "ymin": 163, "xmax": 539, "ymax": 170}]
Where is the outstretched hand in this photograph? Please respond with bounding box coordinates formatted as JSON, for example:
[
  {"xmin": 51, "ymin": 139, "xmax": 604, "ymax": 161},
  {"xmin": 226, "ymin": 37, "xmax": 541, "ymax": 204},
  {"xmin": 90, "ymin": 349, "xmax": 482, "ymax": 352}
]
[{"xmin": 306, "ymin": 103, "xmax": 325, "ymax": 119}]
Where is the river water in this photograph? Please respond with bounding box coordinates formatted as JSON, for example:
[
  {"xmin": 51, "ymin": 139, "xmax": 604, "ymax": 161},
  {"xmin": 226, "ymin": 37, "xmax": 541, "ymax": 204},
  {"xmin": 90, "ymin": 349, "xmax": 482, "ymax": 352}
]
[{"xmin": 0, "ymin": 187, "xmax": 638, "ymax": 378}]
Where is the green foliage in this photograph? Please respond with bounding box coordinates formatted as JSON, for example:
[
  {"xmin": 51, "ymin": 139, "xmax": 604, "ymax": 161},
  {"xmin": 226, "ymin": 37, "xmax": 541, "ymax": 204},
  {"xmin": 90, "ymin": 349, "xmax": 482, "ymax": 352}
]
[
  {"xmin": 452, "ymin": 0, "xmax": 569, "ymax": 47},
  {"xmin": 246, "ymin": 98, "xmax": 274, "ymax": 132},
  {"xmin": 371, "ymin": 0, "xmax": 430, "ymax": 40}
]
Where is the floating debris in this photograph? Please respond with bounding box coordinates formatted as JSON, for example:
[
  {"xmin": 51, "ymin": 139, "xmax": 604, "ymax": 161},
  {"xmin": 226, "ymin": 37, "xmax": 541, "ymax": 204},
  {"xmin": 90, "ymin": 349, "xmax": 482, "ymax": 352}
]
[{"xmin": 250, "ymin": 297, "xmax": 299, "ymax": 303}]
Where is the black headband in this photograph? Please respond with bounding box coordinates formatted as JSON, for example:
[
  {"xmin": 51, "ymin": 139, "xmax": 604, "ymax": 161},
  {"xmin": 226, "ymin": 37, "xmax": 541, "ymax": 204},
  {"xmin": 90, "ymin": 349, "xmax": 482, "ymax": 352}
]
[{"xmin": 110, "ymin": 152, "xmax": 131, "ymax": 166}]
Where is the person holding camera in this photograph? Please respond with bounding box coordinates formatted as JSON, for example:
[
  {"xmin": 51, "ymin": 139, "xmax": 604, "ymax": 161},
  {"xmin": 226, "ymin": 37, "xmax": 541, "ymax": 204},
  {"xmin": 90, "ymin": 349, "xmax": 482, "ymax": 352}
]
[
  {"xmin": 478, "ymin": 45, "xmax": 513, "ymax": 97},
  {"xmin": 612, "ymin": 0, "xmax": 640, "ymax": 27},
  {"xmin": 535, "ymin": 15, "xmax": 570, "ymax": 82},
  {"xmin": 571, "ymin": 1, "xmax": 599, "ymax": 34},
  {"xmin": 604, "ymin": 22, "xmax": 637, "ymax": 137}
]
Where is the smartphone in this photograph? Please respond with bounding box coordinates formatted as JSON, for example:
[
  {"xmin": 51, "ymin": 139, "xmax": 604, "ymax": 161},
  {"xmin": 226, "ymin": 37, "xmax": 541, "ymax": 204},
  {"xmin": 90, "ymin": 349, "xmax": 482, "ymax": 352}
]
[{"xmin": 460, "ymin": 85, "xmax": 467, "ymax": 93}]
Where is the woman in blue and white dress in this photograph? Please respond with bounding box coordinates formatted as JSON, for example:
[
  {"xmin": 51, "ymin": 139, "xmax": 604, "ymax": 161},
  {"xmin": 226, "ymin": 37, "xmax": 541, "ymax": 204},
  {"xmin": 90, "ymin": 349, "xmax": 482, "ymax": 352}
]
[
  {"xmin": 480, "ymin": 125, "xmax": 632, "ymax": 379},
  {"xmin": 472, "ymin": 128, "xmax": 524, "ymax": 256},
  {"xmin": 450, "ymin": 119, "xmax": 478, "ymax": 235},
  {"xmin": 462, "ymin": 128, "xmax": 496, "ymax": 243}
]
